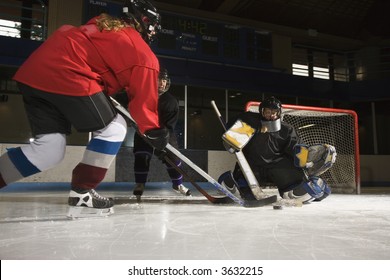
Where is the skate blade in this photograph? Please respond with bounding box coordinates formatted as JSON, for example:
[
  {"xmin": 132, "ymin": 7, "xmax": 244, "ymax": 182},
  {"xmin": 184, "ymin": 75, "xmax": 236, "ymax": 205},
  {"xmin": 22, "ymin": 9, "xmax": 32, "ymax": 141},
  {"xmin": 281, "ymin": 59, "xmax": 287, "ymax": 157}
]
[
  {"xmin": 172, "ymin": 186, "xmax": 192, "ymax": 196},
  {"xmin": 67, "ymin": 206, "xmax": 114, "ymax": 219},
  {"xmin": 135, "ymin": 195, "xmax": 142, "ymax": 203},
  {"xmin": 172, "ymin": 190, "xmax": 192, "ymax": 197}
]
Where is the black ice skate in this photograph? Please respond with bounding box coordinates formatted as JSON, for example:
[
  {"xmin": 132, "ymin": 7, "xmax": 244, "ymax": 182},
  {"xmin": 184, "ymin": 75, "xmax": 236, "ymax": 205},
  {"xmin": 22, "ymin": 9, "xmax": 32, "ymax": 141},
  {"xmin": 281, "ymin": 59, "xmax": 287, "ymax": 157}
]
[
  {"xmin": 133, "ymin": 183, "xmax": 145, "ymax": 202},
  {"xmin": 67, "ymin": 187, "xmax": 114, "ymax": 218},
  {"xmin": 172, "ymin": 184, "xmax": 191, "ymax": 196}
]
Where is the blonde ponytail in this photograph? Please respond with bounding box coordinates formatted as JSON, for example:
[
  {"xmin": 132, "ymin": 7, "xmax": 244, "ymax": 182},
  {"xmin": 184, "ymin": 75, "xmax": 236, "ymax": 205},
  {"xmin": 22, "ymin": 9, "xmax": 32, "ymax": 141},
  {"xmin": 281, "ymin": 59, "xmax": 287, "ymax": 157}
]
[{"xmin": 95, "ymin": 13, "xmax": 133, "ymax": 31}]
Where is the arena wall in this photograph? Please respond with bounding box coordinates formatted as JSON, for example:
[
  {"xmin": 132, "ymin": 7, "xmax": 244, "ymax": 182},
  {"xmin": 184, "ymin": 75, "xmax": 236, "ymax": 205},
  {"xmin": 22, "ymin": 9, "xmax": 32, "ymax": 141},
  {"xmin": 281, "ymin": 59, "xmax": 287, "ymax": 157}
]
[{"xmin": 0, "ymin": 144, "xmax": 389, "ymax": 189}]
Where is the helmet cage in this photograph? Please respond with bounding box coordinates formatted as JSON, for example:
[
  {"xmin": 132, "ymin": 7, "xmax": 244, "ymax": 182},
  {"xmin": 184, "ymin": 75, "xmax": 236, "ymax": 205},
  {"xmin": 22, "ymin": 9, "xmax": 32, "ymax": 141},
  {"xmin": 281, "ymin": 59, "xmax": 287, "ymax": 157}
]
[
  {"xmin": 122, "ymin": 0, "xmax": 161, "ymax": 43},
  {"xmin": 259, "ymin": 96, "xmax": 282, "ymax": 120},
  {"xmin": 158, "ymin": 69, "xmax": 171, "ymax": 95}
]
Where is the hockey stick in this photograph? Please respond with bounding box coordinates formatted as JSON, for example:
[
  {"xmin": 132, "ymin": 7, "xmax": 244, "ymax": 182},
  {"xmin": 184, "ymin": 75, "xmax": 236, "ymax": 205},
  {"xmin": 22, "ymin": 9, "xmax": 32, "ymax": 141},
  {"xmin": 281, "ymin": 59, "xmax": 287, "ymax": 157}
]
[
  {"xmin": 164, "ymin": 142, "xmax": 277, "ymax": 207},
  {"xmin": 210, "ymin": 100, "xmax": 266, "ymax": 200},
  {"xmin": 162, "ymin": 155, "xmax": 232, "ymax": 204},
  {"xmin": 110, "ymin": 98, "xmax": 229, "ymax": 204},
  {"xmin": 110, "ymin": 97, "xmax": 277, "ymax": 207}
]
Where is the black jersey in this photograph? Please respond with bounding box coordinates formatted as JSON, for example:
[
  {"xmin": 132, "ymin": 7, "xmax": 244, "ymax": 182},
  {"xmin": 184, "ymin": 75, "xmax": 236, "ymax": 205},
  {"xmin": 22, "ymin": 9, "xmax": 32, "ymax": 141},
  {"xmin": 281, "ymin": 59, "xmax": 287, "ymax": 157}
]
[
  {"xmin": 228, "ymin": 111, "xmax": 302, "ymax": 168},
  {"xmin": 158, "ymin": 92, "xmax": 179, "ymax": 132}
]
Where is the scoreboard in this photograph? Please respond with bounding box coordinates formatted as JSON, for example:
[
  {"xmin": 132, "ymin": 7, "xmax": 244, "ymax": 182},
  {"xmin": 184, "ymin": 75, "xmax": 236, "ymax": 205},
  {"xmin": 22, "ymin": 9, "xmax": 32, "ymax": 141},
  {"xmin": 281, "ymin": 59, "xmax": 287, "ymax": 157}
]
[
  {"xmin": 84, "ymin": 0, "xmax": 273, "ymax": 68},
  {"xmin": 155, "ymin": 12, "xmax": 272, "ymax": 68}
]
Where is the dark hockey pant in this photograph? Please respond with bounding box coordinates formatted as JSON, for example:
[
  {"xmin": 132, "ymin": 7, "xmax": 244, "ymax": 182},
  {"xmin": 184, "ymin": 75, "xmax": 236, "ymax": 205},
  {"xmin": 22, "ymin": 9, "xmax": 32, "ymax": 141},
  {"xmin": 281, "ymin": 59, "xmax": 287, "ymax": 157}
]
[{"xmin": 133, "ymin": 132, "xmax": 183, "ymax": 185}]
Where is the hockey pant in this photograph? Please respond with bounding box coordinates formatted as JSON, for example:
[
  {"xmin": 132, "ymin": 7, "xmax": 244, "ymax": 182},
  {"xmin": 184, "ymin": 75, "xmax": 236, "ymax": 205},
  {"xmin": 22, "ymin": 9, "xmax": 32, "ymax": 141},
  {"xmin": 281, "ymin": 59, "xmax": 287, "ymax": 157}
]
[
  {"xmin": 0, "ymin": 114, "xmax": 127, "ymax": 189},
  {"xmin": 133, "ymin": 132, "xmax": 183, "ymax": 185}
]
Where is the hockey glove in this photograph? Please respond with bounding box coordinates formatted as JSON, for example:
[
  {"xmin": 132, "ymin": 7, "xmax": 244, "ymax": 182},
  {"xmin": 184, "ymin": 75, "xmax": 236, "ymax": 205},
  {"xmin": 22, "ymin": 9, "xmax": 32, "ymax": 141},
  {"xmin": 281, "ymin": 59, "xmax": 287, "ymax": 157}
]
[{"xmin": 144, "ymin": 128, "xmax": 169, "ymax": 151}]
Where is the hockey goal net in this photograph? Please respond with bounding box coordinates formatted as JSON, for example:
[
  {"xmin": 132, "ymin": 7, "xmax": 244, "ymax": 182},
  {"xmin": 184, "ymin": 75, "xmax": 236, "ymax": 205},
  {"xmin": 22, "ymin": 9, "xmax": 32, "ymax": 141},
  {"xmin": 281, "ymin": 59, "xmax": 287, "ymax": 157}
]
[{"xmin": 246, "ymin": 101, "xmax": 360, "ymax": 194}]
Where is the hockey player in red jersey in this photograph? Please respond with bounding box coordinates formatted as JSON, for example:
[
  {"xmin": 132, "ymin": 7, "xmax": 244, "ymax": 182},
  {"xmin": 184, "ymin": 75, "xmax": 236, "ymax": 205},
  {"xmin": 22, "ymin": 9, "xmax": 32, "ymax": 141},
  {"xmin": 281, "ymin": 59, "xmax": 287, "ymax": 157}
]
[
  {"xmin": 0, "ymin": 0, "xmax": 168, "ymax": 217},
  {"xmin": 219, "ymin": 96, "xmax": 335, "ymax": 204}
]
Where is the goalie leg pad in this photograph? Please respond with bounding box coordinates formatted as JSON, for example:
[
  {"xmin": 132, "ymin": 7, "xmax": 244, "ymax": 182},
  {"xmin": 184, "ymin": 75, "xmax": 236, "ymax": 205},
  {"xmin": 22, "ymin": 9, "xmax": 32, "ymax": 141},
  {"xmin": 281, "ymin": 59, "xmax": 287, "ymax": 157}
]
[
  {"xmin": 282, "ymin": 183, "xmax": 315, "ymax": 204},
  {"xmin": 218, "ymin": 171, "xmax": 241, "ymax": 198},
  {"xmin": 303, "ymin": 176, "xmax": 330, "ymax": 199},
  {"xmin": 282, "ymin": 177, "xmax": 330, "ymax": 204},
  {"xmin": 313, "ymin": 178, "xmax": 331, "ymax": 201}
]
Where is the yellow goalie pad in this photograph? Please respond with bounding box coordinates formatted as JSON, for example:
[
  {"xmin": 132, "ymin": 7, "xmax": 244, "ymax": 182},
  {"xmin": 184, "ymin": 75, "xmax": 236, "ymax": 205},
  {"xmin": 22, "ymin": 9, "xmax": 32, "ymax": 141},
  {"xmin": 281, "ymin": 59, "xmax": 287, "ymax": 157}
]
[{"xmin": 222, "ymin": 120, "xmax": 255, "ymax": 150}]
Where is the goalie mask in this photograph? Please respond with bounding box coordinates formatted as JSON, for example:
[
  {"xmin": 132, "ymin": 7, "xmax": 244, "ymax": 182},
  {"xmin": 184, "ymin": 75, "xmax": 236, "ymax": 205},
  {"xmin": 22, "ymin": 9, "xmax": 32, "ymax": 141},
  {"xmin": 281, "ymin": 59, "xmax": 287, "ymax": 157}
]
[
  {"xmin": 259, "ymin": 96, "xmax": 282, "ymax": 133},
  {"xmin": 122, "ymin": 0, "xmax": 161, "ymax": 44},
  {"xmin": 158, "ymin": 68, "xmax": 171, "ymax": 96}
]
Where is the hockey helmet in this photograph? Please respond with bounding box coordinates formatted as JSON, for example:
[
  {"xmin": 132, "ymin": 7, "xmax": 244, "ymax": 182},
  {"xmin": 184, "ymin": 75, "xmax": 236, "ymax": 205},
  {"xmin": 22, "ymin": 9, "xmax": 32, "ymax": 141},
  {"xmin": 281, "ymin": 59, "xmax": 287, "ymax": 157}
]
[
  {"xmin": 158, "ymin": 68, "xmax": 171, "ymax": 95},
  {"xmin": 122, "ymin": 0, "xmax": 161, "ymax": 43},
  {"xmin": 258, "ymin": 96, "xmax": 282, "ymax": 132}
]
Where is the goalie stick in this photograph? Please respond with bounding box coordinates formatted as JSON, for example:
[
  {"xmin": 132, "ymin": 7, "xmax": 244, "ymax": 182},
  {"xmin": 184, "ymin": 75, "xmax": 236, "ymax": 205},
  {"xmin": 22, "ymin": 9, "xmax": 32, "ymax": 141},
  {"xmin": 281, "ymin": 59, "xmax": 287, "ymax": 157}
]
[
  {"xmin": 110, "ymin": 97, "xmax": 277, "ymax": 208},
  {"xmin": 210, "ymin": 100, "xmax": 266, "ymax": 200}
]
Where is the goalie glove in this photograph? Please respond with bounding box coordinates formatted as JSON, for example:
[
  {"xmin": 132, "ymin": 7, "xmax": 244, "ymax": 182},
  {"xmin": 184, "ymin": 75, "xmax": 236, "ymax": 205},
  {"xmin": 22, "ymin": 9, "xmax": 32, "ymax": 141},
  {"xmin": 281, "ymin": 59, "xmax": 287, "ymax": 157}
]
[
  {"xmin": 144, "ymin": 128, "xmax": 169, "ymax": 151},
  {"xmin": 294, "ymin": 144, "xmax": 337, "ymax": 177}
]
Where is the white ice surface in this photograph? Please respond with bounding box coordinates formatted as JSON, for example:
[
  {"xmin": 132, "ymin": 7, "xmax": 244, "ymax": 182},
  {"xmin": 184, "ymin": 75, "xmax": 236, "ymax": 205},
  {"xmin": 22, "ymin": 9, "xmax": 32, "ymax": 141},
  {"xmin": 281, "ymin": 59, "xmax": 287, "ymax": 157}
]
[{"xmin": 0, "ymin": 187, "xmax": 390, "ymax": 260}]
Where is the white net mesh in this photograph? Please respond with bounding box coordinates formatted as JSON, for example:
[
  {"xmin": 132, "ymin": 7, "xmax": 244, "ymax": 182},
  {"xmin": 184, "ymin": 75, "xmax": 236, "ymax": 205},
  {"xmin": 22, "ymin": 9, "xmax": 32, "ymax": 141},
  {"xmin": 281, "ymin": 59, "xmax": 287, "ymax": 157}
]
[{"xmin": 246, "ymin": 102, "xmax": 359, "ymax": 194}]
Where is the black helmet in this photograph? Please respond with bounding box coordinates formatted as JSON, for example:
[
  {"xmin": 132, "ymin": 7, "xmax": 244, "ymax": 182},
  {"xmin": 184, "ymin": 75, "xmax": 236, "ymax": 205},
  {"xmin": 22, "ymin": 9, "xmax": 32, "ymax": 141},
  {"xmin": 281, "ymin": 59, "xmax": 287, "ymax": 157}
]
[
  {"xmin": 259, "ymin": 96, "xmax": 281, "ymax": 111},
  {"xmin": 158, "ymin": 68, "xmax": 171, "ymax": 95},
  {"xmin": 258, "ymin": 96, "xmax": 282, "ymax": 132},
  {"xmin": 259, "ymin": 96, "xmax": 282, "ymax": 117},
  {"xmin": 122, "ymin": 0, "xmax": 161, "ymax": 43},
  {"xmin": 159, "ymin": 68, "xmax": 169, "ymax": 80}
]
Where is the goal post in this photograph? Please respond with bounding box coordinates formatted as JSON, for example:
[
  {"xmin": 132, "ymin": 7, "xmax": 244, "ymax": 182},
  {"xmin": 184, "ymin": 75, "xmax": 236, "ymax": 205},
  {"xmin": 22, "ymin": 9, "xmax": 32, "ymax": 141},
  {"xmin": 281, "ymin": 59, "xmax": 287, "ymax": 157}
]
[{"xmin": 245, "ymin": 101, "xmax": 360, "ymax": 194}]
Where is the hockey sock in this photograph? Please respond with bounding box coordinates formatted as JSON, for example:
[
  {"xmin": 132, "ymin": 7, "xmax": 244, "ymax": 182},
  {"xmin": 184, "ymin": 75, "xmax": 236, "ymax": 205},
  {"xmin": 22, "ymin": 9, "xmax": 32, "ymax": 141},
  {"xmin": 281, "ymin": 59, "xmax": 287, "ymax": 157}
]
[
  {"xmin": 166, "ymin": 159, "xmax": 183, "ymax": 186},
  {"xmin": 0, "ymin": 147, "xmax": 40, "ymax": 185},
  {"xmin": 0, "ymin": 134, "xmax": 66, "ymax": 186},
  {"xmin": 72, "ymin": 137, "xmax": 122, "ymax": 189},
  {"xmin": 21, "ymin": 133, "xmax": 67, "ymax": 171},
  {"xmin": 72, "ymin": 114, "xmax": 126, "ymax": 189},
  {"xmin": 72, "ymin": 163, "xmax": 108, "ymax": 189},
  {"xmin": 134, "ymin": 151, "xmax": 152, "ymax": 183},
  {"xmin": 0, "ymin": 173, "xmax": 6, "ymax": 188}
]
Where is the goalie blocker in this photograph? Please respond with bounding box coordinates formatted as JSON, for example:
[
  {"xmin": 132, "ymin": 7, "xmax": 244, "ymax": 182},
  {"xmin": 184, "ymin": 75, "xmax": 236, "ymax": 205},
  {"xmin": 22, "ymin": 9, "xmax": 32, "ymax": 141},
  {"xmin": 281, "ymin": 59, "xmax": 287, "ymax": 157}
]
[{"xmin": 222, "ymin": 119, "xmax": 255, "ymax": 152}]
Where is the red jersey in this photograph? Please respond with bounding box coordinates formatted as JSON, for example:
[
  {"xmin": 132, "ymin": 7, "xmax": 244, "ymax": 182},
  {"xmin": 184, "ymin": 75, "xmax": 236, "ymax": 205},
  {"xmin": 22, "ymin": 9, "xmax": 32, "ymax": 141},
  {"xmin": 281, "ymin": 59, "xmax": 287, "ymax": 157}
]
[{"xmin": 13, "ymin": 17, "xmax": 160, "ymax": 134}]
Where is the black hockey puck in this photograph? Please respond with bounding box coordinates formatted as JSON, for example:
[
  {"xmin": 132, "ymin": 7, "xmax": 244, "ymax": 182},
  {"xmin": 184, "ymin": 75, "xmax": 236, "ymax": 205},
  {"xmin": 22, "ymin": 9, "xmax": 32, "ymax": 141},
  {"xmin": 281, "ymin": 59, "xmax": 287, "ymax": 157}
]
[{"xmin": 273, "ymin": 205, "xmax": 283, "ymax": 210}]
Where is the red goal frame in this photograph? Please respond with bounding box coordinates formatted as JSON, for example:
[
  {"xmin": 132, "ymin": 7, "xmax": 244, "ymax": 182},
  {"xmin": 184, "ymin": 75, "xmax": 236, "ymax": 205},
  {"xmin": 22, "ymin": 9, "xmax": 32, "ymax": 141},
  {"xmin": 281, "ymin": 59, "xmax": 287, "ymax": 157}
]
[{"xmin": 246, "ymin": 101, "xmax": 360, "ymax": 194}]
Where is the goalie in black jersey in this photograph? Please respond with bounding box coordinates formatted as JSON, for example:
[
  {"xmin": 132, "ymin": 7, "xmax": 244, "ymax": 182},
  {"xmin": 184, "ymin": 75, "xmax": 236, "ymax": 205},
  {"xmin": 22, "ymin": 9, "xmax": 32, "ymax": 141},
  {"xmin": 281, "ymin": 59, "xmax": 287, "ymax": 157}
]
[{"xmin": 219, "ymin": 96, "xmax": 336, "ymax": 203}]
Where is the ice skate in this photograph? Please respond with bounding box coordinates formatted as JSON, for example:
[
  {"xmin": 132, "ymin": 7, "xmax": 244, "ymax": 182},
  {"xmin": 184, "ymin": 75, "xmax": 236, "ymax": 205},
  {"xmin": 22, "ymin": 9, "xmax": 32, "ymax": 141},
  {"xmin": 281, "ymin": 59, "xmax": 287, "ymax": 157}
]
[
  {"xmin": 274, "ymin": 191, "xmax": 314, "ymax": 208},
  {"xmin": 172, "ymin": 184, "xmax": 191, "ymax": 196},
  {"xmin": 67, "ymin": 187, "xmax": 114, "ymax": 218},
  {"xmin": 133, "ymin": 183, "xmax": 145, "ymax": 202}
]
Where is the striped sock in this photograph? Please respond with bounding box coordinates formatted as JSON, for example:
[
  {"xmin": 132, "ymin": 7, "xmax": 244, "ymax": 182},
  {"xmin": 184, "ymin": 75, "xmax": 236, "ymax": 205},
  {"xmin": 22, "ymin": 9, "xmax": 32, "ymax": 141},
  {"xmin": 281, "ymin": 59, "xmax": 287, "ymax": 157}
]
[
  {"xmin": 71, "ymin": 163, "xmax": 107, "ymax": 189},
  {"xmin": 0, "ymin": 173, "xmax": 6, "ymax": 188}
]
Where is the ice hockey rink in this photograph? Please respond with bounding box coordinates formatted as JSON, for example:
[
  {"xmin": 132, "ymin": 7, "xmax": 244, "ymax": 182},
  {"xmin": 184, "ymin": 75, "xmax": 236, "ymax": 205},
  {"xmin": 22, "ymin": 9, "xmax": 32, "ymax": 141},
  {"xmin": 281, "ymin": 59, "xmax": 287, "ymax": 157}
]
[{"xmin": 1, "ymin": 182, "xmax": 389, "ymax": 261}]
